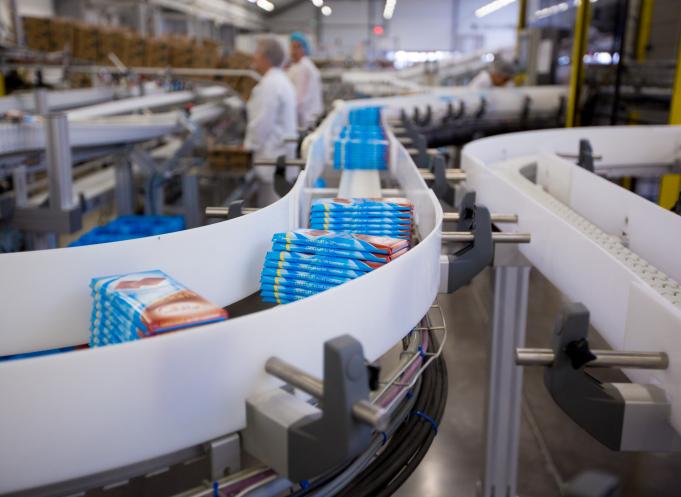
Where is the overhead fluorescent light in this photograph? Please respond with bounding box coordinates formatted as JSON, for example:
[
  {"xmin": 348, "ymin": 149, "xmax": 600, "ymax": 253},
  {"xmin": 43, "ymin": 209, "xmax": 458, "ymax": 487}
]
[
  {"xmin": 475, "ymin": 0, "xmax": 516, "ymax": 18},
  {"xmin": 383, "ymin": 0, "xmax": 396, "ymax": 19},
  {"xmin": 256, "ymin": 0, "xmax": 274, "ymax": 11},
  {"xmin": 534, "ymin": 1, "xmax": 568, "ymax": 19},
  {"xmin": 311, "ymin": 0, "xmax": 323, "ymax": 6},
  {"xmin": 321, "ymin": 5, "xmax": 332, "ymax": 15}
]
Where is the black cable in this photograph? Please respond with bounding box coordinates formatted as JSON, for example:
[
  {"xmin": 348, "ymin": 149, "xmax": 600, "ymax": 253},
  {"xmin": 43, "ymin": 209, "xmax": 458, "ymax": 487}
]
[{"xmin": 335, "ymin": 333, "xmax": 447, "ymax": 497}]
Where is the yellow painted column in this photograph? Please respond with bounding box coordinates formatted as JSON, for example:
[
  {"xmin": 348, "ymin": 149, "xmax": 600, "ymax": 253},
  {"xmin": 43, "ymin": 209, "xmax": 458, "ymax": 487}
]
[
  {"xmin": 658, "ymin": 30, "xmax": 681, "ymax": 208},
  {"xmin": 514, "ymin": 0, "xmax": 528, "ymax": 86},
  {"xmin": 635, "ymin": 0, "xmax": 655, "ymax": 62},
  {"xmin": 565, "ymin": 0, "xmax": 592, "ymax": 127}
]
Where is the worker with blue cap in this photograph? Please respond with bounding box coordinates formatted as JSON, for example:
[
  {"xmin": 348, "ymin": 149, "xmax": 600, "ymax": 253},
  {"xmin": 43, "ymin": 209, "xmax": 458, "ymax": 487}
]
[{"xmin": 287, "ymin": 32, "xmax": 323, "ymax": 128}]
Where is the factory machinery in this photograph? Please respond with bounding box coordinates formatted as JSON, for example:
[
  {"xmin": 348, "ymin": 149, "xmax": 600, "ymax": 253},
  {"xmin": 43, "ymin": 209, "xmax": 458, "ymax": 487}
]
[{"xmin": 1, "ymin": 84, "xmax": 680, "ymax": 497}]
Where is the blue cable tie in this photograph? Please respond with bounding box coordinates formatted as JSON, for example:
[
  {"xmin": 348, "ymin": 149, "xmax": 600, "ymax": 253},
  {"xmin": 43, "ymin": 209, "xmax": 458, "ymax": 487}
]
[
  {"xmin": 418, "ymin": 345, "xmax": 426, "ymax": 358},
  {"xmin": 406, "ymin": 390, "xmax": 413, "ymax": 399},
  {"xmin": 380, "ymin": 431, "xmax": 388, "ymax": 446},
  {"xmin": 300, "ymin": 479, "xmax": 310, "ymax": 490},
  {"xmin": 412, "ymin": 410, "xmax": 439, "ymax": 434},
  {"xmin": 213, "ymin": 481, "xmax": 219, "ymax": 497}
]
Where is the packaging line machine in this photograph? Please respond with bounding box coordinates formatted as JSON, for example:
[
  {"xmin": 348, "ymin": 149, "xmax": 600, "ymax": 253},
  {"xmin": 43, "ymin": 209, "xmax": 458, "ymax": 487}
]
[
  {"xmin": 0, "ymin": 83, "xmax": 240, "ymax": 250},
  {"xmin": 1, "ymin": 85, "xmax": 679, "ymax": 497}
]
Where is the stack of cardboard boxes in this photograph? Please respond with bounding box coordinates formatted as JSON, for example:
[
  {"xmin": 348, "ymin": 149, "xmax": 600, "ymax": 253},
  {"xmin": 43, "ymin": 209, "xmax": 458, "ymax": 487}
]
[{"xmin": 21, "ymin": 16, "xmax": 223, "ymax": 72}]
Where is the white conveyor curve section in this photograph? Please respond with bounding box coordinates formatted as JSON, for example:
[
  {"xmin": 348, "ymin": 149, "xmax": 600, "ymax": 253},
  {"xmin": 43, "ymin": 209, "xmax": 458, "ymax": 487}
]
[
  {"xmin": 462, "ymin": 125, "xmax": 681, "ymax": 434},
  {"xmin": 0, "ymin": 101, "xmax": 442, "ymax": 493},
  {"xmin": 67, "ymin": 86, "xmax": 228, "ymax": 121},
  {"xmin": 0, "ymin": 100, "xmax": 227, "ymax": 156}
]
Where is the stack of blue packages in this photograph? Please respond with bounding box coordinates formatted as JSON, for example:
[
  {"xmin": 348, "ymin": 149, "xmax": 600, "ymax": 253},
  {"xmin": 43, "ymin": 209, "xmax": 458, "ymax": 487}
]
[
  {"xmin": 70, "ymin": 216, "xmax": 185, "ymax": 247},
  {"xmin": 309, "ymin": 198, "xmax": 414, "ymax": 241},
  {"xmin": 333, "ymin": 106, "xmax": 388, "ymax": 170},
  {"xmin": 259, "ymin": 229, "xmax": 409, "ymax": 304},
  {"xmin": 89, "ymin": 270, "xmax": 228, "ymax": 347}
]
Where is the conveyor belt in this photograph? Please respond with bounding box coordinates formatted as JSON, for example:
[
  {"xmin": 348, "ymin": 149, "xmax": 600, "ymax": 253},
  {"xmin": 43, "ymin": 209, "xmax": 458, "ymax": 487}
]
[
  {"xmin": 462, "ymin": 125, "xmax": 681, "ymax": 435},
  {"xmin": 0, "ymin": 99, "xmax": 442, "ymax": 493}
]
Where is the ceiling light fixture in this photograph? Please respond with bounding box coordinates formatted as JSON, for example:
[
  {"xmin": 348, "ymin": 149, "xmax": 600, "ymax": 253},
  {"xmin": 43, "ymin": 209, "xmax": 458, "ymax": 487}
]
[
  {"xmin": 474, "ymin": 0, "xmax": 516, "ymax": 18},
  {"xmin": 383, "ymin": 0, "xmax": 396, "ymax": 19},
  {"xmin": 321, "ymin": 5, "xmax": 332, "ymax": 15},
  {"xmin": 256, "ymin": 0, "xmax": 274, "ymax": 11},
  {"xmin": 311, "ymin": 0, "xmax": 324, "ymax": 6}
]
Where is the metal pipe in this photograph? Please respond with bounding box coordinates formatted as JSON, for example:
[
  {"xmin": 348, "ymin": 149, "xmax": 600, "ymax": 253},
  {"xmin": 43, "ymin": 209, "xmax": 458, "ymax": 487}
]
[
  {"xmin": 516, "ymin": 348, "xmax": 669, "ymax": 370},
  {"xmin": 442, "ymin": 232, "xmax": 531, "ymax": 243},
  {"xmin": 443, "ymin": 212, "xmax": 518, "ymax": 223},
  {"xmin": 252, "ymin": 158, "xmax": 306, "ymax": 167},
  {"xmin": 265, "ymin": 357, "xmax": 389, "ymax": 431},
  {"xmin": 420, "ymin": 170, "xmax": 466, "ymax": 181},
  {"xmin": 400, "ymin": 138, "xmax": 414, "ymax": 145},
  {"xmin": 205, "ymin": 206, "xmax": 258, "ymax": 218}
]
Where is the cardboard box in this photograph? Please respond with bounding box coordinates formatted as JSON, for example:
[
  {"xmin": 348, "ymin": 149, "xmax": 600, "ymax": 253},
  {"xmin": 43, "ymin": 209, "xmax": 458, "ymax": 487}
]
[
  {"xmin": 122, "ymin": 33, "xmax": 146, "ymax": 67},
  {"xmin": 22, "ymin": 16, "xmax": 51, "ymax": 52},
  {"xmin": 50, "ymin": 18, "xmax": 75, "ymax": 52},
  {"xmin": 98, "ymin": 27, "xmax": 130, "ymax": 65},
  {"xmin": 207, "ymin": 146, "xmax": 252, "ymax": 171},
  {"xmin": 145, "ymin": 37, "xmax": 170, "ymax": 67},
  {"xmin": 169, "ymin": 36, "xmax": 195, "ymax": 68},
  {"xmin": 73, "ymin": 23, "xmax": 100, "ymax": 61}
]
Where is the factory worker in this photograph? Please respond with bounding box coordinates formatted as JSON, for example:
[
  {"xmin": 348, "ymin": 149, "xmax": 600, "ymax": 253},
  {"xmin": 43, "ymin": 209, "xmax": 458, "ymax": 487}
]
[
  {"xmin": 469, "ymin": 57, "xmax": 516, "ymax": 89},
  {"xmin": 287, "ymin": 32, "xmax": 324, "ymax": 129},
  {"xmin": 244, "ymin": 37, "xmax": 298, "ymax": 204}
]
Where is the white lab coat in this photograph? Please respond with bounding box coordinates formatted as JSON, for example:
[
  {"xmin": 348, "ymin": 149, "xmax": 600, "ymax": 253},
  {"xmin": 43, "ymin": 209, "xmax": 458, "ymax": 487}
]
[
  {"xmin": 244, "ymin": 67, "xmax": 297, "ymax": 162},
  {"xmin": 287, "ymin": 56, "xmax": 323, "ymax": 128},
  {"xmin": 244, "ymin": 67, "xmax": 298, "ymax": 203}
]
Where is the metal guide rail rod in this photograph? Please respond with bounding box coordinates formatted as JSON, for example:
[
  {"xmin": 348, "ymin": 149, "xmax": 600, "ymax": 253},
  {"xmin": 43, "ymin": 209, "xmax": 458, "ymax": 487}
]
[
  {"xmin": 516, "ymin": 349, "xmax": 669, "ymax": 369},
  {"xmin": 442, "ymin": 212, "xmax": 518, "ymax": 223},
  {"xmin": 442, "ymin": 232, "xmax": 531, "ymax": 243},
  {"xmin": 419, "ymin": 169, "xmax": 466, "ymax": 181},
  {"xmin": 265, "ymin": 357, "xmax": 390, "ymax": 431}
]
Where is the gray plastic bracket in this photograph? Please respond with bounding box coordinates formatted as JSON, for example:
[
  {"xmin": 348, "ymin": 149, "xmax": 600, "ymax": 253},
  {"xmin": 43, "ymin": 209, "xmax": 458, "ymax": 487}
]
[
  {"xmin": 577, "ymin": 139, "xmax": 595, "ymax": 172},
  {"xmin": 274, "ymin": 155, "xmax": 291, "ymax": 197},
  {"xmin": 431, "ymin": 155, "xmax": 455, "ymax": 206},
  {"xmin": 226, "ymin": 200, "xmax": 244, "ymax": 220},
  {"xmin": 242, "ymin": 335, "xmax": 372, "ymax": 482},
  {"xmin": 544, "ymin": 303, "xmax": 681, "ymax": 451},
  {"xmin": 287, "ymin": 335, "xmax": 372, "ymax": 481},
  {"xmin": 445, "ymin": 192, "xmax": 494, "ymax": 293}
]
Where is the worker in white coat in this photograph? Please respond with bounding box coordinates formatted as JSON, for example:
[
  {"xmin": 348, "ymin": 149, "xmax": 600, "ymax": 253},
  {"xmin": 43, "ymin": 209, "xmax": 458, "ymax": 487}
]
[
  {"xmin": 244, "ymin": 37, "xmax": 298, "ymax": 204},
  {"xmin": 469, "ymin": 57, "xmax": 516, "ymax": 89},
  {"xmin": 287, "ymin": 32, "xmax": 323, "ymax": 129}
]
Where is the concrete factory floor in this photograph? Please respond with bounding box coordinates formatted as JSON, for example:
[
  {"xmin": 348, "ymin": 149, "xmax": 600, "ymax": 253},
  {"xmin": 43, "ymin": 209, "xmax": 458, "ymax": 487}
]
[{"xmin": 394, "ymin": 268, "xmax": 681, "ymax": 497}]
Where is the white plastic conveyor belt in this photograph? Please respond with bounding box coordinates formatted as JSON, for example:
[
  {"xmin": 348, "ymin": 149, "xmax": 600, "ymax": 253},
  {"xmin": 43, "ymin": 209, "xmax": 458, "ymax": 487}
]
[
  {"xmin": 462, "ymin": 125, "xmax": 681, "ymax": 434},
  {"xmin": 0, "ymin": 99, "xmax": 443, "ymax": 493}
]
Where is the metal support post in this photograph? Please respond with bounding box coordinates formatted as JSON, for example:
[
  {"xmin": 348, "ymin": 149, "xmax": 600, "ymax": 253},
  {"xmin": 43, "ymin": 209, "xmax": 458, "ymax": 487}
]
[
  {"xmin": 12, "ymin": 165, "xmax": 28, "ymax": 208},
  {"xmin": 34, "ymin": 88, "xmax": 49, "ymax": 115},
  {"xmin": 658, "ymin": 30, "xmax": 681, "ymax": 209},
  {"xmin": 481, "ymin": 246, "xmax": 531, "ymax": 497},
  {"xmin": 45, "ymin": 113, "xmax": 75, "ymax": 211},
  {"xmin": 182, "ymin": 169, "xmax": 202, "ymax": 228},
  {"xmin": 565, "ymin": 0, "xmax": 591, "ymax": 127},
  {"xmin": 114, "ymin": 156, "xmax": 134, "ymax": 216}
]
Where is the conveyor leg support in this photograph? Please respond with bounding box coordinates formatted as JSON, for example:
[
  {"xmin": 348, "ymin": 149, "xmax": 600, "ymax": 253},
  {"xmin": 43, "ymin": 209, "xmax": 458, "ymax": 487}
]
[{"xmin": 481, "ymin": 247, "xmax": 530, "ymax": 497}]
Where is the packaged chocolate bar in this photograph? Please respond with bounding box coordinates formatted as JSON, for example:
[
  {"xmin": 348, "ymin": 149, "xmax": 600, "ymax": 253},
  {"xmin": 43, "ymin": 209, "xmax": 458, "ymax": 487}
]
[
  {"xmin": 89, "ymin": 270, "xmax": 227, "ymax": 347},
  {"xmin": 271, "ymin": 242, "xmax": 403, "ymax": 263},
  {"xmin": 260, "ymin": 282, "xmax": 321, "ymax": 297},
  {"xmin": 311, "ymin": 197, "xmax": 413, "ymax": 212},
  {"xmin": 272, "ymin": 229, "xmax": 408, "ymax": 255},
  {"xmin": 265, "ymin": 250, "xmax": 384, "ymax": 271},
  {"xmin": 261, "ymin": 267, "xmax": 353, "ymax": 285},
  {"xmin": 260, "ymin": 275, "xmax": 337, "ymax": 292},
  {"xmin": 308, "ymin": 223, "xmax": 412, "ymax": 234},
  {"xmin": 310, "ymin": 211, "xmax": 413, "ymax": 220},
  {"xmin": 263, "ymin": 258, "xmax": 368, "ymax": 278},
  {"xmin": 261, "ymin": 290, "xmax": 305, "ymax": 304}
]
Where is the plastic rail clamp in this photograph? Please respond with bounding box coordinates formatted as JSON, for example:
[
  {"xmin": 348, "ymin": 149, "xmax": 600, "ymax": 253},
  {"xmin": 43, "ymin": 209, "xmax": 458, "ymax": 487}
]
[{"xmin": 445, "ymin": 191, "xmax": 494, "ymax": 294}]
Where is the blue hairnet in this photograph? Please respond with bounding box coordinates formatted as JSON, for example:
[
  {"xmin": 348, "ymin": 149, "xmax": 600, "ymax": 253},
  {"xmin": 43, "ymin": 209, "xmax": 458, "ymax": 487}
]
[{"xmin": 290, "ymin": 32, "xmax": 311, "ymax": 55}]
